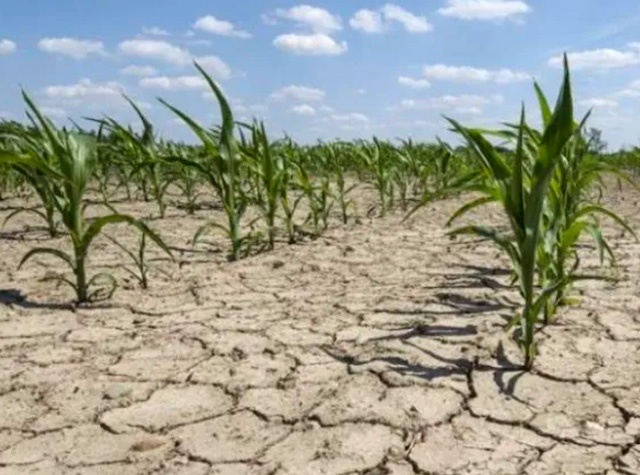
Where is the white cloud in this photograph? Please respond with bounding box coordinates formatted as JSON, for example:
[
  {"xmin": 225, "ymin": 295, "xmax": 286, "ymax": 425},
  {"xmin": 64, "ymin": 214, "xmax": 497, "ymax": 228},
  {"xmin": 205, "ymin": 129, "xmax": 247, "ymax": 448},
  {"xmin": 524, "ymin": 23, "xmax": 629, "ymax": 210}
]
[
  {"xmin": 273, "ymin": 33, "xmax": 347, "ymax": 56},
  {"xmin": 142, "ymin": 26, "xmax": 169, "ymax": 36},
  {"xmin": 423, "ymin": 64, "xmax": 529, "ymax": 83},
  {"xmin": 614, "ymin": 89, "xmax": 640, "ymax": 98},
  {"xmin": 614, "ymin": 78, "xmax": 640, "ymax": 98},
  {"xmin": 454, "ymin": 106, "xmax": 483, "ymax": 115},
  {"xmin": 193, "ymin": 15, "xmax": 252, "ymax": 39},
  {"xmin": 38, "ymin": 37, "xmax": 106, "ymax": 60},
  {"xmin": 381, "ymin": 4, "xmax": 432, "ymax": 33},
  {"xmin": 331, "ymin": 113, "xmax": 369, "ymax": 122},
  {"xmin": 196, "ymin": 55, "xmax": 232, "ymax": 80},
  {"xmin": 350, "ymin": 9, "xmax": 384, "ymax": 33},
  {"xmin": 139, "ymin": 76, "xmax": 207, "ymax": 90},
  {"xmin": 184, "ymin": 39, "xmax": 213, "ymax": 47},
  {"xmin": 0, "ymin": 39, "xmax": 17, "ymax": 55},
  {"xmin": 291, "ymin": 104, "xmax": 317, "ymax": 116},
  {"xmin": 439, "ymin": 0, "xmax": 531, "ymax": 21},
  {"xmin": 398, "ymin": 76, "xmax": 430, "ymax": 89},
  {"xmin": 355, "ymin": 88, "xmax": 367, "ymax": 95},
  {"xmin": 579, "ymin": 98, "xmax": 618, "ymax": 108},
  {"xmin": 275, "ymin": 5, "xmax": 342, "ymax": 33},
  {"xmin": 271, "ymin": 85, "xmax": 326, "ymax": 102},
  {"xmin": 44, "ymin": 79, "xmax": 122, "ymax": 98},
  {"xmin": 395, "ymin": 94, "xmax": 500, "ymax": 114},
  {"xmin": 41, "ymin": 106, "xmax": 68, "ymax": 118},
  {"xmin": 118, "ymin": 39, "xmax": 191, "ymax": 65},
  {"xmin": 549, "ymin": 48, "xmax": 640, "ymax": 70},
  {"xmin": 118, "ymin": 39, "xmax": 233, "ymax": 77},
  {"xmin": 120, "ymin": 65, "xmax": 158, "ymax": 76}
]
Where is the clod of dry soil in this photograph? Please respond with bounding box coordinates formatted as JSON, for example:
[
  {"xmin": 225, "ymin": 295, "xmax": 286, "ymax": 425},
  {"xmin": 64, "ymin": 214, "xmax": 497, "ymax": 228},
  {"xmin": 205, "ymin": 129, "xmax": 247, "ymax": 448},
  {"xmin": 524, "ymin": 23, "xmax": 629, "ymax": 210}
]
[{"xmin": 1, "ymin": 186, "xmax": 640, "ymax": 474}]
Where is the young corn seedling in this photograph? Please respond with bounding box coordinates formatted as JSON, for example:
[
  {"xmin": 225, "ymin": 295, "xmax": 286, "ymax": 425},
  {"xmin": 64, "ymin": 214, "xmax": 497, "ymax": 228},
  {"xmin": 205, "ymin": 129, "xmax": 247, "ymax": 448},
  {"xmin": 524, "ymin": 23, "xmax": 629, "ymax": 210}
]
[
  {"xmin": 357, "ymin": 138, "xmax": 394, "ymax": 217},
  {"xmin": 447, "ymin": 56, "xmax": 577, "ymax": 369},
  {"xmin": 12, "ymin": 93, "xmax": 172, "ymax": 303},
  {"xmin": 1, "ymin": 123, "xmax": 60, "ymax": 237},
  {"xmin": 295, "ymin": 161, "xmax": 333, "ymax": 237},
  {"xmin": 162, "ymin": 62, "xmax": 248, "ymax": 261},
  {"xmin": 325, "ymin": 142, "xmax": 358, "ymax": 224},
  {"xmin": 279, "ymin": 138, "xmax": 305, "ymax": 243},
  {"xmin": 242, "ymin": 120, "xmax": 285, "ymax": 250},
  {"xmin": 106, "ymin": 233, "xmax": 152, "ymax": 289},
  {"xmin": 101, "ymin": 96, "xmax": 173, "ymax": 218},
  {"xmin": 173, "ymin": 157, "xmax": 204, "ymax": 215},
  {"xmin": 528, "ymin": 106, "xmax": 636, "ymax": 321}
]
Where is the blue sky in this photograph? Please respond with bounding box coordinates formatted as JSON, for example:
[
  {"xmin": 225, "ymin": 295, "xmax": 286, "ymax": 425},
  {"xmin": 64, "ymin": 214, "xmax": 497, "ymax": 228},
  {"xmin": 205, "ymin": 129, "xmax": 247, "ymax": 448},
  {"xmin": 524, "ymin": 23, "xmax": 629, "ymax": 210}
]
[{"xmin": 2, "ymin": 0, "xmax": 640, "ymax": 148}]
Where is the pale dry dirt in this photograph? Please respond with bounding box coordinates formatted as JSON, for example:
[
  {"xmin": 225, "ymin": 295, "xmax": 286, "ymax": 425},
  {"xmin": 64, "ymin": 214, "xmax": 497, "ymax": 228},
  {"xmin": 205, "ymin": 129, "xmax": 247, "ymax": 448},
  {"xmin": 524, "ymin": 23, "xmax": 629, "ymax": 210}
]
[{"xmin": 1, "ymin": 186, "xmax": 640, "ymax": 474}]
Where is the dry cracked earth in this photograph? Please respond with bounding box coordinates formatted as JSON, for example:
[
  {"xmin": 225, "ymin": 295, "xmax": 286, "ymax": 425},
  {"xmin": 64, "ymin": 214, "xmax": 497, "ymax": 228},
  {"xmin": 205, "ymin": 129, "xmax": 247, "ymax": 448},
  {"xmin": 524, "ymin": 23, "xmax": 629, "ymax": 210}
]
[{"xmin": 1, "ymin": 186, "xmax": 640, "ymax": 474}]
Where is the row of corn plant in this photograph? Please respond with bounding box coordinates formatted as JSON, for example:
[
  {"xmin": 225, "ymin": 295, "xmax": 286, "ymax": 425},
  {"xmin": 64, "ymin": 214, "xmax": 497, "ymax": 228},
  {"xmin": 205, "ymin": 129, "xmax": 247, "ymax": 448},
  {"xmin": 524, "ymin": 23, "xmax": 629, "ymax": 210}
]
[
  {"xmin": 442, "ymin": 56, "xmax": 633, "ymax": 368},
  {"xmin": 1, "ymin": 92, "xmax": 172, "ymax": 303}
]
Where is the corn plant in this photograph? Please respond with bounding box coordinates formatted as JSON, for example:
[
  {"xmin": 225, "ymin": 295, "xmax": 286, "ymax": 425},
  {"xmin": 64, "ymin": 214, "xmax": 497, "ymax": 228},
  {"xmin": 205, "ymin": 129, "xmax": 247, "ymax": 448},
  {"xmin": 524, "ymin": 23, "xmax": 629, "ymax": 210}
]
[
  {"xmin": 447, "ymin": 57, "xmax": 579, "ymax": 369},
  {"xmin": 170, "ymin": 145, "xmax": 204, "ymax": 215},
  {"xmin": 324, "ymin": 142, "xmax": 358, "ymax": 224},
  {"xmin": 101, "ymin": 96, "xmax": 173, "ymax": 218},
  {"xmin": 357, "ymin": 138, "xmax": 394, "ymax": 216},
  {"xmin": 279, "ymin": 138, "xmax": 305, "ymax": 243},
  {"xmin": 242, "ymin": 121, "xmax": 285, "ymax": 249},
  {"xmin": 162, "ymin": 62, "xmax": 248, "ymax": 261},
  {"xmin": 531, "ymin": 108, "xmax": 635, "ymax": 321},
  {"xmin": 295, "ymin": 162, "xmax": 333, "ymax": 237},
  {"xmin": 11, "ymin": 92, "xmax": 172, "ymax": 303},
  {"xmin": 107, "ymin": 233, "xmax": 151, "ymax": 289},
  {"xmin": 1, "ymin": 123, "xmax": 60, "ymax": 237}
]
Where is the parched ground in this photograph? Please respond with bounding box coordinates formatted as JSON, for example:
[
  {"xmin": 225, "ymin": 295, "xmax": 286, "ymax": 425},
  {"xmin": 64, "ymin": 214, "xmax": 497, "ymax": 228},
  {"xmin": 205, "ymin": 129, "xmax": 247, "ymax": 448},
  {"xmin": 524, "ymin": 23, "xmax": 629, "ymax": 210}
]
[{"xmin": 1, "ymin": 186, "xmax": 640, "ymax": 474}]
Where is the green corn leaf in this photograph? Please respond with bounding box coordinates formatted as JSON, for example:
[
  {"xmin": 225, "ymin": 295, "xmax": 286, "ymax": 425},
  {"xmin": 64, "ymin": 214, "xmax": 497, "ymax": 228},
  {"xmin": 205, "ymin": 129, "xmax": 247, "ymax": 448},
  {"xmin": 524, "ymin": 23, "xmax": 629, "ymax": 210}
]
[
  {"xmin": 533, "ymin": 82, "xmax": 552, "ymax": 128},
  {"xmin": 18, "ymin": 247, "xmax": 75, "ymax": 270}
]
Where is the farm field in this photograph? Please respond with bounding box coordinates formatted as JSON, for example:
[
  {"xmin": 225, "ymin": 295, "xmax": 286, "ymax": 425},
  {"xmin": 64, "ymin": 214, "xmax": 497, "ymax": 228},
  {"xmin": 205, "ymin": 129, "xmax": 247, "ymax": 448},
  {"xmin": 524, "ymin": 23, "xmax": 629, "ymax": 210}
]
[
  {"xmin": 1, "ymin": 182, "xmax": 640, "ymax": 475},
  {"xmin": 3, "ymin": 13, "xmax": 640, "ymax": 471}
]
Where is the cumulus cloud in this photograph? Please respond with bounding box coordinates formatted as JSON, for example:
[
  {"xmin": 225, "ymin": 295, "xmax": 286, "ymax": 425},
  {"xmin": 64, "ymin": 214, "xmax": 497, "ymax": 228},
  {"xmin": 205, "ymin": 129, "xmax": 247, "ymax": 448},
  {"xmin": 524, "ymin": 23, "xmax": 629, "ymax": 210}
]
[
  {"xmin": 439, "ymin": 0, "xmax": 531, "ymax": 21},
  {"xmin": 549, "ymin": 48, "xmax": 640, "ymax": 70},
  {"xmin": 40, "ymin": 106, "xmax": 68, "ymax": 118},
  {"xmin": 271, "ymin": 85, "xmax": 326, "ymax": 102},
  {"xmin": 196, "ymin": 55, "xmax": 232, "ymax": 80},
  {"xmin": 579, "ymin": 98, "xmax": 618, "ymax": 108},
  {"xmin": 38, "ymin": 37, "xmax": 106, "ymax": 60},
  {"xmin": 614, "ymin": 89, "xmax": 640, "ymax": 98},
  {"xmin": 350, "ymin": 5, "xmax": 432, "ymax": 34},
  {"xmin": 350, "ymin": 9, "xmax": 384, "ymax": 33},
  {"xmin": 120, "ymin": 65, "xmax": 158, "ymax": 76},
  {"xmin": 273, "ymin": 33, "xmax": 347, "ymax": 56},
  {"xmin": 274, "ymin": 5, "xmax": 342, "ymax": 33},
  {"xmin": 381, "ymin": 4, "xmax": 432, "ymax": 33},
  {"xmin": 291, "ymin": 104, "xmax": 317, "ymax": 116},
  {"xmin": 118, "ymin": 39, "xmax": 191, "ymax": 65},
  {"xmin": 0, "ymin": 39, "xmax": 17, "ymax": 55},
  {"xmin": 395, "ymin": 94, "xmax": 501, "ymax": 114},
  {"xmin": 398, "ymin": 76, "xmax": 430, "ymax": 89},
  {"xmin": 139, "ymin": 76, "xmax": 207, "ymax": 90},
  {"xmin": 423, "ymin": 64, "xmax": 529, "ymax": 83},
  {"xmin": 117, "ymin": 39, "xmax": 232, "ymax": 78},
  {"xmin": 193, "ymin": 15, "xmax": 252, "ymax": 38},
  {"xmin": 44, "ymin": 78, "xmax": 122, "ymax": 98},
  {"xmin": 142, "ymin": 27, "xmax": 169, "ymax": 36},
  {"xmin": 331, "ymin": 113, "xmax": 369, "ymax": 122}
]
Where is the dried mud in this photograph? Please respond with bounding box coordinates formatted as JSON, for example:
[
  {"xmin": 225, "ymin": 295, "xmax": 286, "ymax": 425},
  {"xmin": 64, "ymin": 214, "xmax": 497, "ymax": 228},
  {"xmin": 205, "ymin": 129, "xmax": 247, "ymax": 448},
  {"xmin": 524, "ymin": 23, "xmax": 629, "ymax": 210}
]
[{"xmin": 1, "ymin": 186, "xmax": 640, "ymax": 474}]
